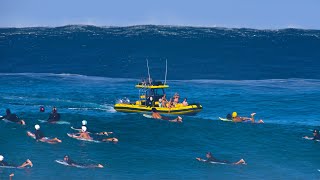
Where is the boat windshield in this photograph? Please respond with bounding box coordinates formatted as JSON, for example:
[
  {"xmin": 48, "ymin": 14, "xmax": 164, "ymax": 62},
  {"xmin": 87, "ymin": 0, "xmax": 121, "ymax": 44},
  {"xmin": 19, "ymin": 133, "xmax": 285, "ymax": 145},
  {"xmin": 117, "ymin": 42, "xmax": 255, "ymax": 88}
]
[{"xmin": 146, "ymin": 89, "xmax": 165, "ymax": 101}]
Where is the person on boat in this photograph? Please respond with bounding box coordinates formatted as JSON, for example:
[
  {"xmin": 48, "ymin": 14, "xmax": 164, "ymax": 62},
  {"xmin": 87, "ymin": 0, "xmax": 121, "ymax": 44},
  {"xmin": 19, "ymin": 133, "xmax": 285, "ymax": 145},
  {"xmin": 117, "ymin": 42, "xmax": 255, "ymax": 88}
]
[
  {"xmin": 0, "ymin": 155, "xmax": 33, "ymax": 168},
  {"xmin": 161, "ymin": 94, "xmax": 168, "ymax": 108},
  {"xmin": 151, "ymin": 108, "xmax": 183, "ymax": 123},
  {"xmin": 173, "ymin": 93, "xmax": 180, "ymax": 105},
  {"xmin": 158, "ymin": 98, "xmax": 163, "ymax": 107},
  {"xmin": 304, "ymin": 129, "xmax": 320, "ymax": 141},
  {"xmin": 182, "ymin": 98, "xmax": 188, "ymax": 106},
  {"xmin": 232, "ymin": 112, "xmax": 264, "ymax": 123},
  {"xmin": 47, "ymin": 107, "xmax": 60, "ymax": 122},
  {"xmin": 146, "ymin": 96, "xmax": 154, "ymax": 107},
  {"xmin": 166, "ymin": 98, "xmax": 173, "ymax": 108},
  {"xmin": 62, "ymin": 155, "xmax": 103, "ymax": 168},
  {"xmin": 39, "ymin": 106, "xmax": 45, "ymax": 112},
  {"xmin": 196, "ymin": 152, "xmax": 246, "ymax": 165},
  {"xmin": 0, "ymin": 109, "xmax": 25, "ymax": 125},
  {"xmin": 32, "ymin": 124, "xmax": 62, "ymax": 143}
]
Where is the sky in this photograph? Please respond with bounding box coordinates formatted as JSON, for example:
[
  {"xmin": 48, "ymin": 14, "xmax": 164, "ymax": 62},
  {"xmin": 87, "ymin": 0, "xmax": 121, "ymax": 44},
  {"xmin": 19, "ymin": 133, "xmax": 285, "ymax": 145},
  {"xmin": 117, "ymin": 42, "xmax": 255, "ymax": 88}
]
[{"xmin": 1, "ymin": 0, "xmax": 320, "ymax": 29}]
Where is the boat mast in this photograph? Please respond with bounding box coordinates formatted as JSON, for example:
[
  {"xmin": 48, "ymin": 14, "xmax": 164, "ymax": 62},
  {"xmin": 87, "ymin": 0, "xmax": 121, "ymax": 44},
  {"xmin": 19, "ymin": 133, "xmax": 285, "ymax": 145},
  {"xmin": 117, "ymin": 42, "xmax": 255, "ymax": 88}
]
[
  {"xmin": 146, "ymin": 59, "xmax": 151, "ymax": 84},
  {"xmin": 164, "ymin": 59, "xmax": 168, "ymax": 85}
]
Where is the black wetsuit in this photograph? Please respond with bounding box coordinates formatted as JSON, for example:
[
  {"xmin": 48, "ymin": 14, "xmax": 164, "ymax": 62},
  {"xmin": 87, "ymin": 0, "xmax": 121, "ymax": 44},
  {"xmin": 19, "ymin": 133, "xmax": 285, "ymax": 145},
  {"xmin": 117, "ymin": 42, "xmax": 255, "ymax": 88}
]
[
  {"xmin": 35, "ymin": 130, "xmax": 45, "ymax": 140},
  {"xmin": 65, "ymin": 158, "xmax": 76, "ymax": 165},
  {"xmin": 0, "ymin": 161, "xmax": 13, "ymax": 167},
  {"xmin": 206, "ymin": 157, "xmax": 230, "ymax": 164},
  {"xmin": 313, "ymin": 134, "xmax": 320, "ymax": 140},
  {"xmin": 0, "ymin": 114, "xmax": 20, "ymax": 123},
  {"xmin": 48, "ymin": 112, "xmax": 60, "ymax": 122}
]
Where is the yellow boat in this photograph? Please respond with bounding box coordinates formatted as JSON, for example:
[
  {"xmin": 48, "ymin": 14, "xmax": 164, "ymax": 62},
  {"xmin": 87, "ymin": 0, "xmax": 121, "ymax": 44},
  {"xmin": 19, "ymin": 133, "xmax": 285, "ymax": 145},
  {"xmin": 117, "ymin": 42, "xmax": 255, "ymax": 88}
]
[{"xmin": 114, "ymin": 81, "xmax": 202, "ymax": 115}]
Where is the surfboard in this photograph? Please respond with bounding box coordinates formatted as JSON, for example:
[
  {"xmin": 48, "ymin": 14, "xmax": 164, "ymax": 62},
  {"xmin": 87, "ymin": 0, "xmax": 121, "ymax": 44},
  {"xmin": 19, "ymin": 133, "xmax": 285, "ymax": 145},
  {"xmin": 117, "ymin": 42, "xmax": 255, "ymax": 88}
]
[
  {"xmin": 143, "ymin": 114, "xmax": 153, "ymax": 119},
  {"xmin": 198, "ymin": 159, "xmax": 227, "ymax": 165},
  {"xmin": 219, "ymin": 117, "xmax": 233, "ymax": 122},
  {"xmin": 302, "ymin": 136, "xmax": 320, "ymax": 142},
  {"xmin": 38, "ymin": 119, "xmax": 70, "ymax": 125},
  {"xmin": 67, "ymin": 133, "xmax": 101, "ymax": 143},
  {"xmin": 55, "ymin": 160, "xmax": 102, "ymax": 168},
  {"xmin": 2, "ymin": 119, "xmax": 13, "ymax": 123},
  {"xmin": 55, "ymin": 160, "xmax": 85, "ymax": 168},
  {"xmin": 0, "ymin": 165, "xmax": 29, "ymax": 169},
  {"xmin": 0, "ymin": 166, "xmax": 17, "ymax": 169}
]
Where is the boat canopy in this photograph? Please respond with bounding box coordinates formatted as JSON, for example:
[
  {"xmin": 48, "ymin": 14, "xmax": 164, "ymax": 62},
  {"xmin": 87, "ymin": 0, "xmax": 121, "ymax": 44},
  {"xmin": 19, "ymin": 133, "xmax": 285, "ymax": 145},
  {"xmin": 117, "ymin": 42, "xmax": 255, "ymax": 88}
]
[{"xmin": 135, "ymin": 81, "xmax": 169, "ymax": 89}]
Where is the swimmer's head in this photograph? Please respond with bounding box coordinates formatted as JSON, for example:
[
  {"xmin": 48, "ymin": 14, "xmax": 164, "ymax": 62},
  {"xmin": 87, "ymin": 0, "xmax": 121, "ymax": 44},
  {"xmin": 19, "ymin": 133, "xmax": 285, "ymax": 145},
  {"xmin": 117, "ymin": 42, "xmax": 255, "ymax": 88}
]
[
  {"xmin": 52, "ymin": 107, "xmax": 57, "ymax": 113},
  {"xmin": 82, "ymin": 120, "xmax": 87, "ymax": 126},
  {"xmin": 0, "ymin": 155, "xmax": 3, "ymax": 161},
  {"xmin": 206, "ymin": 152, "xmax": 212, "ymax": 158},
  {"xmin": 152, "ymin": 108, "xmax": 157, "ymax": 112},
  {"xmin": 6, "ymin": 109, "xmax": 11, "ymax": 115},
  {"xmin": 40, "ymin": 106, "xmax": 45, "ymax": 112},
  {"xmin": 232, "ymin": 112, "xmax": 237, "ymax": 118},
  {"xmin": 313, "ymin": 129, "xmax": 319, "ymax": 134},
  {"xmin": 64, "ymin": 155, "xmax": 69, "ymax": 161},
  {"xmin": 81, "ymin": 126, "xmax": 87, "ymax": 132},
  {"xmin": 177, "ymin": 116, "xmax": 183, "ymax": 122},
  {"xmin": 35, "ymin": 124, "xmax": 40, "ymax": 130}
]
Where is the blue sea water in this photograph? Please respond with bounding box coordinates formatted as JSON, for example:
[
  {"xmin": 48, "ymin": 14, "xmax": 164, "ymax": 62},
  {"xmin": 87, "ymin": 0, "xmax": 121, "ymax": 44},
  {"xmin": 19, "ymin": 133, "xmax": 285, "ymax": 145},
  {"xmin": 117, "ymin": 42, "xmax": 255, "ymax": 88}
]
[{"xmin": 0, "ymin": 25, "xmax": 320, "ymax": 179}]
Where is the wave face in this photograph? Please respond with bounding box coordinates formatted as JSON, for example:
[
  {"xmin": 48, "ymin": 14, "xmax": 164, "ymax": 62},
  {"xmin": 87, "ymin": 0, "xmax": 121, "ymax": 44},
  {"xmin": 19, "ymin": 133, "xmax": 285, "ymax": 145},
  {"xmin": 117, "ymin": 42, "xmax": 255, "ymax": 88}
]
[
  {"xmin": 1, "ymin": 26, "xmax": 320, "ymax": 179},
  {"xmin": 1, "ymin": 25, "xmax": 320, "ymax": 80}
]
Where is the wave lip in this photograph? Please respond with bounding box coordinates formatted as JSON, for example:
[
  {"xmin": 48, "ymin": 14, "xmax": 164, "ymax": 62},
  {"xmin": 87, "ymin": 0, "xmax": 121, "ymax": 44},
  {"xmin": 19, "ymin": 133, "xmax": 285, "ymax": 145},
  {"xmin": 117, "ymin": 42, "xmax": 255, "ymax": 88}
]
[
  {"xmin": 0, "ymin": 73, "xmax": 138, "ymax": 82},
  {"xmin": 1, "ymin": 24, "xmax": 320, "ymax": 39}
]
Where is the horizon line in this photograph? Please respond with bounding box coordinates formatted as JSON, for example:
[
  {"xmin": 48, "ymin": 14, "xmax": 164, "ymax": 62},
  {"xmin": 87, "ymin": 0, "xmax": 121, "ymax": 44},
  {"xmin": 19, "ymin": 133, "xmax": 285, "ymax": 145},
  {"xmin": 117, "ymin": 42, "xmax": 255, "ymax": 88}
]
[{"xmin": 0, "ymin": 23, "xmax": 319, "ymax": 31}]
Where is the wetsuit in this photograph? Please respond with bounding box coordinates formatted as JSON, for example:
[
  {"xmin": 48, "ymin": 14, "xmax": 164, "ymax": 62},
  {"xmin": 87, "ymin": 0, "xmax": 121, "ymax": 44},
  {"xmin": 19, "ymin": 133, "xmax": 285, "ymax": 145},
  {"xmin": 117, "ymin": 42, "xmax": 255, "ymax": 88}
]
[
  {"xmin": 206, "ymin": 157, "xmax": 230, "ymax": 164},
  {"xmin": 0, "ymin": 114, "xmax": 20, "ymax": 123},
  {"xmin": 0, "ymin": 161, "xmax": 14, "ymax": 167},
  {"xmin": 65, "ymin": 158, "xmax": 77, "ymax": 165},
  {"xmin": 48, "ymin": 112, "xmax": 60, "ymax": 122},
  {"xmin": 35, "ymin": 130, "xmax": 45, "ymax": 140},
  {"xmin": 313, "ymin": 134, "xmax": 320, "ymax": 140}
]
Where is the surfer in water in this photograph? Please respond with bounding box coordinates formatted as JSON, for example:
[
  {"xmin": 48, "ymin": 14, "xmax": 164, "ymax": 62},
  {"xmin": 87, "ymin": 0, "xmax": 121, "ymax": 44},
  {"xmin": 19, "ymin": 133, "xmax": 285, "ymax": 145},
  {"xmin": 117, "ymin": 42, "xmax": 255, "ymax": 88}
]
[
  {"xmin": 73, "ymin": 126, "xmax": 92, "ymax": 140},
  {"xmin": 72, "ymin": 120, "xmax": 113, "ymax": 136},
  {"xmin": 28, "ymin": 124, "xmax": 62, "ymax": 143},
  {"xmin": 0, "ymin": 155, "xmax": 33, "ymax": 168},
  {"xmin": 196, "ymin": 152, "xmax": 246, "ymax": 165},
  {"xmin": 304, "ymin": 129, "xmax": 320, "ymax": 141},
  {"xmin": 231, "ymin": 112, "xmax": 264, "ymax": 123},
  {"xmin": 47, "ymin": 107, "xmax": 60, "ymax": 123},
  {"xmin": 151, "ymin": 108, "xmax": 183, "ymax": 123},
  {"xmin": 39, "ymin": 106, "xmax": 45, "ymax": 112},
  {"xmin": 61, "ymin": 155, "xmax": 103, "ymax": 168},
  {"xmin": 72, "ymin": 126, "xmax": 118, "ymax": 142},
  {"xmin": 0, "ymin": 109, "xmax": 25, "ymax": 125}
]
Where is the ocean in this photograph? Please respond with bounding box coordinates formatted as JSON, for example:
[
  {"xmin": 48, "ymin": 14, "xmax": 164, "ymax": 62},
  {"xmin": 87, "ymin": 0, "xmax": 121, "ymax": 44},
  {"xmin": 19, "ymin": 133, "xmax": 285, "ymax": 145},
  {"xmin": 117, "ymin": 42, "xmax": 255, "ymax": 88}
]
[{"xmin": 0, "ymin": 25, "xmax": 320, "ymax": 179}]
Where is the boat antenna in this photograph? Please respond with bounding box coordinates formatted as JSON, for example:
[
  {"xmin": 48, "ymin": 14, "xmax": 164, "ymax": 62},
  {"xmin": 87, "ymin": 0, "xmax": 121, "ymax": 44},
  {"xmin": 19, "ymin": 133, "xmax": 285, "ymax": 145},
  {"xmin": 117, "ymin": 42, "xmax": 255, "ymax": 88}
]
[
  {"xmin": 164, "ymin": 59, "xmax": 168, "ymax": 85},
  {"xmin": 146, "ymin": 59, "xmax": 151, "ymax": 84}
]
